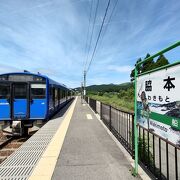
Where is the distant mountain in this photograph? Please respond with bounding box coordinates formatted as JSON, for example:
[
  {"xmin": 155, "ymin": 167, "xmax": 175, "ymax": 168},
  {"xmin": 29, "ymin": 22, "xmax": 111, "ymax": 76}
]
[{"xmin": 75, "ymin": 82, "xmax": 133, "ymax": 93}]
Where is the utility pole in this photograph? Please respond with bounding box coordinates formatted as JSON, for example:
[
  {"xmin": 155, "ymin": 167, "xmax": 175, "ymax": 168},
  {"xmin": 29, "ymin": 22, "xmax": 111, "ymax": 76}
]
[
  {"xmin": 83, "ymin": 70, "xmax": 86, "ymax": 99},
  {"xmin": 81, "ymin": 82, "xmax": 83, "ymax": 104}
]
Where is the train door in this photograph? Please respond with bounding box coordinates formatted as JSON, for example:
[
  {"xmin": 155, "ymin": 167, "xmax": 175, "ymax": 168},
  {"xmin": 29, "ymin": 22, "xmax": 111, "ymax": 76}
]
[
  {"xmin": 0, "ymin": 83, "xmax": 11, "ymax": 120},
  {"xmin": 30, "ymin": 84, "xmax": 46, "ymax": 119},
  {"xmin": 12, "ymin": 83, "xmax": 28, "ymax": 120}
]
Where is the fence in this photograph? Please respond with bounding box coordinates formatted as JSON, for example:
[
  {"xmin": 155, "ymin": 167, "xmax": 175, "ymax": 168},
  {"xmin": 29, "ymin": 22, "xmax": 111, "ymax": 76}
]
[
  {"xmin": 138, "ymin": 125, "xmax": 180, "ymax": 180},
  {"xmin": 86, "ymin": 97, "xmax": 180, "ymax": 180}
]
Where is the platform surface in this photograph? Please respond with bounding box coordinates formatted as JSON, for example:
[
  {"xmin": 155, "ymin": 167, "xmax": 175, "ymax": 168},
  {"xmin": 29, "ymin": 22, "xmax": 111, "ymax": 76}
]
[
  {"xmin": 0, "ymin": 97, "xmax": 140, "ymax": 180},
  {"xmin": 52, "ymin": 97, "xmax": 138, "ymax": 180},
  {"xmin": 0, "ymin": 100, "xmax": 74, "ymax": 180}
]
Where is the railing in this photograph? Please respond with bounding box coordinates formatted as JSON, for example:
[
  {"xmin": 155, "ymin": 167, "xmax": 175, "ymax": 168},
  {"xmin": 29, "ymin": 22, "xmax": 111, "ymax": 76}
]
[
  {"xmin": 138, "ymin": 125, "xmax": 179, "ymax": 180},
  {"xmin": 86, "ymin": 97, "xmax": 180, "ymax": 180},
  {"xmin": 89, "ymin": 98, "xmax": 96, "ymax": 113},
  {"xmin": 85, "ymin": 96, "xmax": 89, "ymax": 104}
]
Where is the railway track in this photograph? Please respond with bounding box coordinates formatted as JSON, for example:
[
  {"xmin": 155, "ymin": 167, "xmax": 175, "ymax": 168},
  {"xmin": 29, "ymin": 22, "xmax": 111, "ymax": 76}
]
[
  {"xmin": 0, "ymin": 107, "xmax": 65, "ymax": 164},
  {"xmin": 0, "ymin": 136, "xmax": 14, "ymax": 149},
  {"xmin": 0, "ymin": 134, "xmax": 32, "ymax": 164}
]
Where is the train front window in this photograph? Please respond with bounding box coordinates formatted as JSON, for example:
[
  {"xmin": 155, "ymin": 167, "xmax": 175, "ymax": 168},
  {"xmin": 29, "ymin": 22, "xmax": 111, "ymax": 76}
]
[
  {"xmin": 31, "ymin": 84, "xmax": 46, "ymax": 99},
  {"xmin": 14, "ymin": 84, "xmax": 27, "ymax": 99},
  {"xmin": 0, "ymin": 84, "xmax": 10, "ymax": 99}
]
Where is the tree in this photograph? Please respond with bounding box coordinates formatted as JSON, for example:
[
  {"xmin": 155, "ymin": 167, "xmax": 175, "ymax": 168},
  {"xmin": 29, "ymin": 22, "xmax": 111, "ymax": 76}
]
[
  {"xmin": 130, "ymin": 58, "xmax": 142, "ymax": 81},
  {"xmin": 141, "ymin": 53, "xmax": 155, "ymax": 73},
  {"xmin": 154, "ymin": 54, "xmax": 169, "ymax": 68},
  {"xmin": 130, "ymin": 53, "xmax": 170, "ymax": 81}
]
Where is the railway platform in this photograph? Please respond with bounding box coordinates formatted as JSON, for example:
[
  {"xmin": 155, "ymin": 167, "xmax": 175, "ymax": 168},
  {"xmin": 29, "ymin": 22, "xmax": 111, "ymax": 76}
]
[{"xmin": 0, "ymin": 97, "xmax": 147, "ymax": 180}]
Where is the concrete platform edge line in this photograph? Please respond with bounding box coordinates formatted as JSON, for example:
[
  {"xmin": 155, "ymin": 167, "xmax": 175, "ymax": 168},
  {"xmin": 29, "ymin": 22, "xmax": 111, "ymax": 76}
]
[
  {"xmin": 28, "ymin": 97, "xmax": 78, "ymax": 180},
  {"xmin": 86, "ymin": 102, "xmax": 151, "ymax": 180}
]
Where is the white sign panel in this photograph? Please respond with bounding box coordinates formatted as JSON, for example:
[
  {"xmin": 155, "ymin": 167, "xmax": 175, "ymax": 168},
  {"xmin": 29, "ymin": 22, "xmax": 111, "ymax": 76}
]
[
  {"xmin": 31, "ymin": 84, "xmax": 46, "ymax": 89},
  {"xmin": 137, "ymin": 63, "xmax": 180, "ymax": 146}
]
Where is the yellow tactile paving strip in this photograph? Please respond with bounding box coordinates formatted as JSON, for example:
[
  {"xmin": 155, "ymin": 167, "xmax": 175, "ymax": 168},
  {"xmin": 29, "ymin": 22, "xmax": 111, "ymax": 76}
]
[{"xmin": 29, "ymin": 97, "xmax": 77, "ymax": 180}]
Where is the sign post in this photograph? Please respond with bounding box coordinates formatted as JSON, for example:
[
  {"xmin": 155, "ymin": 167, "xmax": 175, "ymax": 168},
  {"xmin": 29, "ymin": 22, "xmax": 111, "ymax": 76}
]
[
  {"xmin": 134, "ymin": 66, "xmax": 138, "ymax": 175},
  {"xmin": 133, "ymin": 41, "xmax": 180, "ymax": 176}
]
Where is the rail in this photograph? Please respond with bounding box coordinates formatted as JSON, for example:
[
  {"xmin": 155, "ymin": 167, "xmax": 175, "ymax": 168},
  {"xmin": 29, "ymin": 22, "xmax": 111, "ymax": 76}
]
[{"xmin": 0, "ymin": 137, "xmax": 14, "ymax": 149}]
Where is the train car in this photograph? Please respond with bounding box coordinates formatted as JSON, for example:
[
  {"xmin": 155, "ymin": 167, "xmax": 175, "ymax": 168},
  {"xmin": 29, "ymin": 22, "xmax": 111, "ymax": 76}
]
[{"xmin": 0, "ymin": 71, "xmax": 73, "ymax": 135}]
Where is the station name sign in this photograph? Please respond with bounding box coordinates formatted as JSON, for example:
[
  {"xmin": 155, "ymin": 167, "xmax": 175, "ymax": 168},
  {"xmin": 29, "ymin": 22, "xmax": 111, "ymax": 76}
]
[{"xmin": 137, "ymin": 63, "xmax": 180, "ymax": 146}]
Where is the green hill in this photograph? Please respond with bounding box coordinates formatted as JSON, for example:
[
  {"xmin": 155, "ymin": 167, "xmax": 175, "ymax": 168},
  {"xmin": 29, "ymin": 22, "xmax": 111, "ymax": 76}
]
[
  {"xmin": 75, "ymin": 82, "xmax": 133, "ymax": 93},
  {"xmin": 75, "ymin": 82, "xmax": 134, "ymax": 112}
]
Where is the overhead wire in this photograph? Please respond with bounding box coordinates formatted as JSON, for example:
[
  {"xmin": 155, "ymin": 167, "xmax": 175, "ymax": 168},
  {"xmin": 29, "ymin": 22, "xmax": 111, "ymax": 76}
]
[
  {"xmin": 84, "ymin": 0, "xmax": 100, "ymax": 71},
  {"xmin": 83, "ymin": 0, "xmax": 94, "ymax": 71},
  {"xmin": 86, "ymin": 0, "xmax": 111, "ymax": 73},
  {"xmin": 96, "ymin": 0, "xmax": 119, "ymax": 54},
  {"xmin": 81, "ymin": 0, "xmax": 94, "ymax": 83}
]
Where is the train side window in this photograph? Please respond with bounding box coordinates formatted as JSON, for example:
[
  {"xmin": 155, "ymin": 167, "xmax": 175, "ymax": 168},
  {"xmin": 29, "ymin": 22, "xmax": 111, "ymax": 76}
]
[
  {"xmin": 55, "ymin": 88, "xmax": 58, "ymax": 104},
  {"xmin": 0, "ymin": 84, "xmax": 10, "ymax": 99},
  {"xmin": 31, "ymin": 84, "xmax": 46, "ymax": 99},
  {"xmin": 60, "ymin": 89, "xmax": 63, "ymax": 99},
  {"xmin": 58, "ymin": 88, "xmax": 60, "ymax": 103},
  {"xmin": 50, "ymin": 86, "xmax": 54, "ymax": 101},
  {"xmin": 14, "ymin": 84, "xmax": 27, "ymax": 99},
  {"xmin": 52, "ymin": 87, "xmax": 55, "ymax": 102},
  {"xmin": 62, "ymin": 90, "xmax": 64, "ymax": 98}
]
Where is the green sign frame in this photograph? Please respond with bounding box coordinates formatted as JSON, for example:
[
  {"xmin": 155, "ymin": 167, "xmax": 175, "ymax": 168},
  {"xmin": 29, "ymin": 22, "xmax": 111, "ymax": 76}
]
[{"xmin": 133, "ymin": 41, "xmax": 180, "ymax": 175}]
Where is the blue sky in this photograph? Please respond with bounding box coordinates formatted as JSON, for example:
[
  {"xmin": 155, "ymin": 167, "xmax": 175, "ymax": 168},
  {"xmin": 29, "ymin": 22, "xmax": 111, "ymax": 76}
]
[{"xmin": 0, "ymin": 0, "xmax": 179, "ymax": 88}]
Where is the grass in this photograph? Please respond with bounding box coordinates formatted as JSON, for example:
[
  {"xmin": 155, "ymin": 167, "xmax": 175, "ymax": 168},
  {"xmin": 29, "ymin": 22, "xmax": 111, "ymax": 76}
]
[{"xmin": 88, "ymin": 93, "xmax": 134, "ymax": 113}]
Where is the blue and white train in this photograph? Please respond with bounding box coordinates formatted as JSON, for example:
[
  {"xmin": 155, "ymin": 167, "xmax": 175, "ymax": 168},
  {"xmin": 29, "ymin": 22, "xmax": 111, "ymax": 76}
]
[{"xmin": 0, "ymin": 72, "xmax": 74, "ymax": 135}]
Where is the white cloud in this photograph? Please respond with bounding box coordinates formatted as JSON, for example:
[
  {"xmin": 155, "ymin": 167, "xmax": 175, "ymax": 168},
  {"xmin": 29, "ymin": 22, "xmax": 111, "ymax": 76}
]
[
  {"xmin": 107, "ymin": 65, "xmax": 133, "ymax": 73},
  {"xmin": 0, "ymin": 0, "xmax": 179, "ymax": 88}
]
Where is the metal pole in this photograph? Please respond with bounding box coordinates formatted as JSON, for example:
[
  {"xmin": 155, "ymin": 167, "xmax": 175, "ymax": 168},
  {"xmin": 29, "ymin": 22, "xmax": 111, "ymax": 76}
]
[
  {"xmin": 84, "ymin": 70, "xmax": 86, "ymax": 98},
  {"xmin": 137, "ymin": 41, "xmax": 180, "ymax": 66},
  {"xmin": 134, "ymin": 66, "xmax": 138, "ymax": 175},
  {"xmin": 109, "ymin": 106, "xmax": 111, "ymax": 131},
  {"xmin": 81, "ymin": 82, "xmax": 83, "ymax": 104}
]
